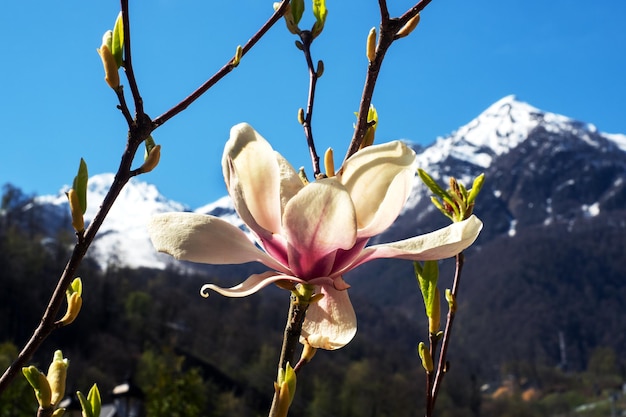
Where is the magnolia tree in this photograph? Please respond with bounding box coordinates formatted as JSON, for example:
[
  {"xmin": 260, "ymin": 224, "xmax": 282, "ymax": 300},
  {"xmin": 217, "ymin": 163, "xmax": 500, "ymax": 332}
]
[{"xmin": 0, "ymin": 1, "xmax": 484, "ymax": 416}]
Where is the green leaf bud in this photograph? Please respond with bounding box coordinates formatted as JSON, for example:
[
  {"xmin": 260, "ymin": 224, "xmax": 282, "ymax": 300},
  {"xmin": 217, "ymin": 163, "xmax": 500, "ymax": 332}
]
[
  {"xmin": 445, "ymin": 289, "xmax": 457, "ymax": 314},
  {"xmin": 88, "ymin": 384, "xmax": 101, "ymax": 417},
  {"xmin": 22, "ymin": 366, "xmax": 52, "ymax": 408},
  {"xmin": 311, "ymin": 0, "xmax": 327, "ymax": 38},
  {"xmin": 291, "ymin": 0, "xmax": 305, "ymax": 25},
  {"xmin": 232, "ymin": 45, "xmax": 243, "ymax": 67},
  {"xmin": 467, "ymin": 173, "xmax": 485, "ymax": 205},
  {"xmin": 316, "ymin": 60, "xmax": 324, "ymax": 77},
  {"xmin": 418, "ymin": 342, "xmax": 434, "ymax": 373},
  {"xmin": 72, "ymin": 158, "xmax": 88, "ymax": 215},
  {"xmin": 52, "ymin": 408, "xmax": 66, "ymax": 417},
  {"xmin": 112, "ymin": 12, "xmax": 124, "ymax": 68}
]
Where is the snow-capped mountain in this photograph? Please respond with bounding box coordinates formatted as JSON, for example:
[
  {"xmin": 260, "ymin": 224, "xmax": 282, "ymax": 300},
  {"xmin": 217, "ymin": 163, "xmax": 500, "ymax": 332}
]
[
  {"xmin": 390, "ymin": 95, "xmax": 626, "ymax": 243},
  {"xmin": 35, "ymin": 174, "xmax": 189, "ymax": 269},
  {"xmin": 30, "ymin": 96, "xmax": 626, "ymax": 270}
]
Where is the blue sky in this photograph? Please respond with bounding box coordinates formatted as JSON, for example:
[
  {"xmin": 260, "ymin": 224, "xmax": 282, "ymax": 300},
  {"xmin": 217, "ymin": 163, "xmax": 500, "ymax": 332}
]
[{"xmin": 1, "ymin": 1, "xmax": 625, "ymax": 209}]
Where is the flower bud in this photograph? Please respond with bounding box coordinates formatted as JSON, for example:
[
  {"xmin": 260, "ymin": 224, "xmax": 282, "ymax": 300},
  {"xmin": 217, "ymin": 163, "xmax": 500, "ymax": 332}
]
[
  {"xmin": 396, "ymin": 13, "xmax": 420, "ymax": 38},
  {"xmin": 140, "ymin": 144, "xmax": 161, "ymax": 173},
  {"xmin": 56, "ymin": 291, "xmax": 83, "ymax": 326},
  {"xmin": 47, "ymin": 350, "xmax": 69, "ymax": 407},
  {"xmin": 97, "ymin": 36, "xmax": 120, "ymax": 89},
  {"xmin": 366, "ymin": 27, "xmax": 376, "ymax": 63},
  {"xmin": 232, "ymin": 45, "xmax": 243, "ymax": 67},
  {"xmin": 67, "ymin": 189, "xmax": 85, "ymax": 233},
  {"xmin": 324, "ymin": 148, "xmax": 335, "ymax": 177},
  {"xmin": 418, "ymin": 342, "xmax": 434, "ymax": 373},
  {"xmin": 297, "ymin": 108, "xmax": 305, "ymax": 125},
  {"xmin": 445, "ymin": 289, "xmax": 457, "ymax": 314}
]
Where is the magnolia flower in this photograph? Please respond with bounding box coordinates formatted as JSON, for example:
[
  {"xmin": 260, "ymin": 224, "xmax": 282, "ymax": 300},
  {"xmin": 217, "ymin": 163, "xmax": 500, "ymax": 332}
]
[{"xmin": 148, "ymin": 123, "xmax": 482, "ymax": 350}]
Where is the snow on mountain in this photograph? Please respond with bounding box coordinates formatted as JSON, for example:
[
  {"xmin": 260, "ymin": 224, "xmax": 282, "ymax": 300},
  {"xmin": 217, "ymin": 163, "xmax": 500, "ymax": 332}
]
[
  {"xmin": 37, "ymin": 174, "xmax": 190, "ymax": 269},
  {"xmin": 403, "ymin": 95, "xmax": 623, "ymax": 213},
  {"xmin": 33, "ymin": 96, "xmax": 626, "ymax": 270},
  {"xmin": 415, "ymin": 95, "xmax": 579, "ymax": 174}
]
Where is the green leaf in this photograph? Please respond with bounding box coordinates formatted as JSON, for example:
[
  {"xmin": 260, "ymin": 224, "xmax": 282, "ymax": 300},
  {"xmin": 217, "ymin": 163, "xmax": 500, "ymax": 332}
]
[
  {"xmin": 414, "ymin": 260, "xmax": 439, "ymax": 317},
  {"xmin": 77, "ymin": 390, "xmax": 93, "ymax": 417},
  {"xmin": 467, "ymin": 173, "xmax": 485, "ymax": 205},
  {"xmin": 417, "ymin": 169, "xmax": 454, "ymax": 206},
  {"xmin": 72, "ymin": 158, "xmax": 88, "ymax": 215},
  {"xmin": 88, "ymin": 384, "xmax": 101, "ymax": 417},
  {"xmin": 284, "ymin": 363, "xmax": 297, "ymax": 405},
  {"xmin": 291, "ymin": 0, "xmax": 305, "ymax": 25},
  {"xmin": 67, "ymin": 277, "xmax": 82, "ymax": 297},
  {"xmin": 112, "ymin": 12, "xmax": 124, "ymax": 68},
  {"xmin": 144, "ymin": 135, "xmax": 156, "ymax": 161},
  {"xmin": 311, "ymin": 0, "xmax": 327, "ymax": 37}
]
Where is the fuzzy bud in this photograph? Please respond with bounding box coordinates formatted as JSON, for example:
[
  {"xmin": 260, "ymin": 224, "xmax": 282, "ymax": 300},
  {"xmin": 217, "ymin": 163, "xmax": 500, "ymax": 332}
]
[
  {"xmin": 67, "ymin": 189, "xmax": 85, "ymax": 233},
  {"xmin": 97, "ymin": 42, "xmax": 120, "ymax": 89},
  {"xmin": 418, "ymin": 342, "xmax": 434, "ymax": 373},
  {"xmin": 366, "ymin": 27, "xmax": 376, "ymax": 63},
  {"xmin": 396, "ymin": 13, "xmax": 421, "ymax": 38},
  {"xmin": 324, "ymin": 148, "xmax": 335, "ymax": 177},
  {"xmin": 140, "ymin": 144, "xmax": 161, "ymax": 173},
  {"xmin": 47, "ymin": 351, "xmax": 69, "ymax": 407}
]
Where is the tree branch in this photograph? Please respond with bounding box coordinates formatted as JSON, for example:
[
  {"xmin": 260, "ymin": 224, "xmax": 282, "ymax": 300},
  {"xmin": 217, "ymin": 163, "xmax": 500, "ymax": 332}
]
[
  {"xmin": 343, "ymin": 0, "xmax": 434, "ymax": 163},
  {"xmin": 152, "ymin": 0, "xmax": 292, "ymax": 128}
]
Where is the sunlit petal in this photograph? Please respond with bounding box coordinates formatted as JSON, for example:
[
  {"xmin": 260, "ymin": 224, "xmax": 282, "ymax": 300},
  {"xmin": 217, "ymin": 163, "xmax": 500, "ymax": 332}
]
[
  {"xmin": 300, "ymin": 284, "xmax": 357, "ymax": 350},
  {"xmin": 339, "ymin": 141, "xmax": 416, "ymax": 237},
  {"xmin": 276, "ymin": 152, "xmax": 304, "ymax": 213},
  {"xmin": 222, "ymin": 123, "xmax": 282, "ymax": 234},
  {"xmin": 283, "ymin": 179, "xmax": 357, "ymax": 277},
  {"xmin": 346, "ymin": 215, "xmax": 483, "ymax": 269},
  {"xmin": 148, "ymin": 212, "xmax": 285, "ymax": 271}
]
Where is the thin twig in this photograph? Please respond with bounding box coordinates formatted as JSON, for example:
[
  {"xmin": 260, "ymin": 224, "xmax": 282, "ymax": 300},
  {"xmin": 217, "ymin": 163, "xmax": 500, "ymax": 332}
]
[
  {"xmin": 120, "ymin": 0, "xmax": 144, "ymax": 117},
  {"xmin": 0, "ymin": 0, "xmax": 283, "ymax": 396},
  {"xmin": 343, "ymin": 0, "xmax": 433, "ymax": 163},
  {"xmin": 268, "ymin": 289, "xmax": 312, "ymax": 417},
  {"xmin": 430, "ymin": 252, "xmax": 465, "ymax": 407},
  {"xmin": 298, "ymin": 30, "xmax": 322, "ymax": 178},
  {"xmin": 152, "ymin": 0, "xmax": 292, "ymax": 128}
]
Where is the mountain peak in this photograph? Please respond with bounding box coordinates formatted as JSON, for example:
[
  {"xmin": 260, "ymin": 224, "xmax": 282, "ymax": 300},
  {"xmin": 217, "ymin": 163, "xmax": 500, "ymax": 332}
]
[{"xmin": 415, "ymin": 96, "xmax": 586, "ymax": 175}]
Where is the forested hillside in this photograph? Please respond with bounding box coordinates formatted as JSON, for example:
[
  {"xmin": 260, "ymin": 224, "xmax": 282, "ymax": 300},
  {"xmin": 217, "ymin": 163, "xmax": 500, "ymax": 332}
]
[{"xmin": 2, "ymin": 183, "xmax": 626, "ymax": 417}]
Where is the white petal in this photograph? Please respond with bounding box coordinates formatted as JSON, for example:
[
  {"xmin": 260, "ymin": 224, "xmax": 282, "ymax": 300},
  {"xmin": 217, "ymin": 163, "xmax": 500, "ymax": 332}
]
[
  {"xmin": 147, "ymin": 212, "xmax": 285, "ymax": 271},
  {"xmin": 346, "ymin": 215, "xmax": 483, "ymax": 270},
  {"xmin": 339, "ymin": 141, "xmax": 416, "ymax": 237},
  {"xmin": 300, "ymin": 285, "xmax": 357, "ymax": 350},
  {"xmin": 222, "ymin": 123, "xmax": 282, "ymax": 234},
  {"xmin": 201, "ymin": 272, "xmax": 306, "ymax": 298},
  {"xmin": 276, "ymin": 151, "xmax": 305, "ymax": 212}
]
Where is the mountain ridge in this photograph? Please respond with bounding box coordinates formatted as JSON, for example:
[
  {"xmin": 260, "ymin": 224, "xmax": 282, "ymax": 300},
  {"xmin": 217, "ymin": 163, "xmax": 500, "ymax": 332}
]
[{"xmin": 28, "ymin": 96, "xmax": 626, "ymax": 270}]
